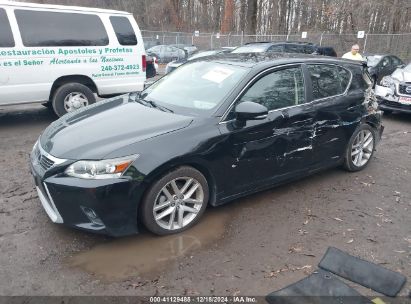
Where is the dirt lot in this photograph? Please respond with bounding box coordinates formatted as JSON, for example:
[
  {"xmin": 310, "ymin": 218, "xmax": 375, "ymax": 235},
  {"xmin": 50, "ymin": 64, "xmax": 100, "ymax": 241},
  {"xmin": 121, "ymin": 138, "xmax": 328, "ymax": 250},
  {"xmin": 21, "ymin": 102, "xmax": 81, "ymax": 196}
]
[{"xmin": 0, "ymin": 103, "xmax": 410, "ymax": 298}]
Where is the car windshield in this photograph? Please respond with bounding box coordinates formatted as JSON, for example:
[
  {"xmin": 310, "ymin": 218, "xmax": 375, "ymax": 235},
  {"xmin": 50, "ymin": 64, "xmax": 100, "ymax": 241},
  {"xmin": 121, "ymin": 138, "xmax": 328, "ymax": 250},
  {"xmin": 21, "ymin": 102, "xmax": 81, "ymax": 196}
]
[
  {"xmin": 188, "ymin": 50, "xmax": 220, "ymax": 60},
  {"xmin": 367, "ymin": 55, "xmax": 382, "ymax": 67},
  {"xmin": 140, "ymin": 61, "xmax": 249, "ymax": 116},
  {"xmin": 232, "ymin": 44, "xmax": 269, "ymax": 53}
]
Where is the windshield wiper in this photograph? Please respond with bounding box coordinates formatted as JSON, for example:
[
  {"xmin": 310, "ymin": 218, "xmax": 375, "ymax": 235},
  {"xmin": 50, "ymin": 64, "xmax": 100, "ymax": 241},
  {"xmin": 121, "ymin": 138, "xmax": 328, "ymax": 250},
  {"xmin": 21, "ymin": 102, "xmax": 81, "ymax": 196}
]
[
  {"xmin": 130, "ymin": 92, "xmax": 174, "ymax": 113},
  {"xmin": 143, "ymin": 98, "xmax": 174, "ymax": 113}
]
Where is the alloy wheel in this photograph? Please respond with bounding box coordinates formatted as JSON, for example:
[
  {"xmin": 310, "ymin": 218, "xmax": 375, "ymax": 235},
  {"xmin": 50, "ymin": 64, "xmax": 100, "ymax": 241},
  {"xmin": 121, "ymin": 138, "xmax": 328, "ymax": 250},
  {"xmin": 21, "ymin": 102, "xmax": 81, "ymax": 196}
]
[
  {"xmin": 351, "ymin": 130, "xmax": 374, "ymax": 167},
  {"xmin": 153, "ymin": 177, "xmax": 204, "ymax": 231}
]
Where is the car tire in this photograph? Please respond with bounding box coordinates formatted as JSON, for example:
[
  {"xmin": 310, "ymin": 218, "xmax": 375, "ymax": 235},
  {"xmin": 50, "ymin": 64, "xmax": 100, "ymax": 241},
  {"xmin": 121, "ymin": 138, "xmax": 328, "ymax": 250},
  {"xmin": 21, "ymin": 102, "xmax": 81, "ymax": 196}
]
[
  {"xmin": 52, "ymin": 83, "xmax": 96, "ymax": 117},
  {"xmin": 141, "ymin": 166, "xmax": 209, "ymax": 235},
  {"xmin": 383, "ymin": 109, "xmax": 393, "ymax": 115},
  {"xmin": 343, "ymin": 124, "xmax": 376, "ymax": 172}
]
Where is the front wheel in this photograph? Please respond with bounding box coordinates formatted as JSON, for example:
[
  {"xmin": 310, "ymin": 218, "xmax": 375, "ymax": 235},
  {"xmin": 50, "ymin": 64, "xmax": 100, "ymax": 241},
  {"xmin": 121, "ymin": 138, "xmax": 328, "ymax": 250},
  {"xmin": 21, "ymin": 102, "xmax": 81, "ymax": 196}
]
[
  {"xmin": 343, "ymin": 124, "xmax": 376, "ymax": 172},
  {"xmin": 141, "ymin": 166, "xmax": 209, "ymax": 235},
  {"xmin": 52, "ymin": 83, "xmax": 96, "ymax": 117}
]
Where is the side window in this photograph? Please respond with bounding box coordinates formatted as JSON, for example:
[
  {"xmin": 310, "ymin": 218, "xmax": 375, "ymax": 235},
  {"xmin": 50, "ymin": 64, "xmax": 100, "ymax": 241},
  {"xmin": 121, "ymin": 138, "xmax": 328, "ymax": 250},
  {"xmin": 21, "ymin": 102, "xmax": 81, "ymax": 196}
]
[
  {"xmin": 381, "ymin": 56, "xmax": 391, "ymax": 67},
  {"xmin": 307, "ymin": 64, "xmax": 350, "ymax": 100},
  {"xmin": 350, "ymin": 68, "xmax": 370, "ymax": 90},
  {"xmin": 239, "ymin": 67, "xmax": 305, "ymax": 111},
  {"xmin": 285, "ymin": 44, "xmax": 301, "ymax": 53},
  {"xmin": 338, "ymin": 66, "xmax": 351, "ymax": 92},
  {"xmin": 0, "ymin": 8, "xmax": 14, "ymax": 47},
  {"xmin": 267, "ymin": 45, "xmax": 283, "ymax": 52},
  {"xmin": 110, "ymin": 16, "xmax": 137, "ymax": 46},
  {"xmin": 304, "ymin": 45, "xmax": 315, "ymax": 54},
  {"xmin": 391, "ymin": 56, "xmax": 403, "ymax": 66},
  {"xmin": 15, "ymin": 10, "xmax": 109, "ymax": 47}
]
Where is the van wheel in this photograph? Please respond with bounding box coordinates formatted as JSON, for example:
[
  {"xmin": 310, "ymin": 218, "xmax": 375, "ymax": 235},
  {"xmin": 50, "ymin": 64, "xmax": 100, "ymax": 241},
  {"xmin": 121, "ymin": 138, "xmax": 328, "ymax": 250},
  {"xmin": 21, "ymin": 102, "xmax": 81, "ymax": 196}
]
[
  {"xmin": 141, "ymin": 166, "xmax": 209, "ymax": 235},
  {"xmin": 343, "ymin": 124, "xmax": 376, "ymax": 172},
  {"xmin": 52, "ymin": 83, "xmax": 96, "ymax": 117}
]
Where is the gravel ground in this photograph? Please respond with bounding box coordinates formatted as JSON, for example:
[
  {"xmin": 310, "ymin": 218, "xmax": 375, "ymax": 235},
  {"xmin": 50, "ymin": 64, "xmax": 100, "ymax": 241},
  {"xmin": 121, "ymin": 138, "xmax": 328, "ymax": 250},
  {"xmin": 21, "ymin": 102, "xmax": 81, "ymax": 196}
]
[{"xmin": 0, "ymin": 103, "xmax": 410, "ymax": 298}]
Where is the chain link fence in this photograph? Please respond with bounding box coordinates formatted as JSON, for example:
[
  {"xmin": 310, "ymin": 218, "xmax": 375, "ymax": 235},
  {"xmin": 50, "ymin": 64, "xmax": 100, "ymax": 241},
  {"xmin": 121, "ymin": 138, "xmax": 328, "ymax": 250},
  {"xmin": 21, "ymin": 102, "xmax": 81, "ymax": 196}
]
[{"xmin": 141, "ymin": 30, "xmax": 411, "ymax": 63}]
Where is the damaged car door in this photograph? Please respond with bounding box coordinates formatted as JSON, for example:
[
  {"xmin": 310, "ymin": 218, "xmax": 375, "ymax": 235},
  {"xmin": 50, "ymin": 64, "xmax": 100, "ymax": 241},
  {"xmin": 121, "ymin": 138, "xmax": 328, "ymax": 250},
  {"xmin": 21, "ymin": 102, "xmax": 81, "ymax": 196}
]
[
  {"xmin": 218, "ymin": 65, "xmax": 315, "ymax": 196},
  {"xmin": 307, "ymin": 64, "xmax": 356, "ymax": 167}
]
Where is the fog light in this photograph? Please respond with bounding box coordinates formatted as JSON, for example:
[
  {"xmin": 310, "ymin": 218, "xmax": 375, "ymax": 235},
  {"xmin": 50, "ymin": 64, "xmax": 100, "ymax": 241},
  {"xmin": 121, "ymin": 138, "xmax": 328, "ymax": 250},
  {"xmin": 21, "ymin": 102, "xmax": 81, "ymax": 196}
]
[{"xmin": 80, "ymin": 206, "xmax": 103, "ymax": 225}]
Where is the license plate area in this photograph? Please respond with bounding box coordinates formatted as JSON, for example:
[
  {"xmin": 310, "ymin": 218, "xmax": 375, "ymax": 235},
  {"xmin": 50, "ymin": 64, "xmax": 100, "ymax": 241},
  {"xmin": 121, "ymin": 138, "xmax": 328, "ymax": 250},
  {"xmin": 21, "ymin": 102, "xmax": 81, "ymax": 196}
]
[{"xmin": 399, "ymin": 96, "xmax": 411, "ymax": 105}]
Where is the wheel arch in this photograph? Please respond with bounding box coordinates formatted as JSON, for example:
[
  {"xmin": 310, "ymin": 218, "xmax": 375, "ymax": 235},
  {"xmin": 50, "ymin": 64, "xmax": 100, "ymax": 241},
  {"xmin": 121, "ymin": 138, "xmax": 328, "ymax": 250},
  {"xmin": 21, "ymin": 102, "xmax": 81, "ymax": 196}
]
[
  {"xmin": 49, "ymin": 75, "xmax": 98, "ymax": 101},
  {"xmin": 137, "ymin": 160, "xmax": 218, "ymax": 217}
]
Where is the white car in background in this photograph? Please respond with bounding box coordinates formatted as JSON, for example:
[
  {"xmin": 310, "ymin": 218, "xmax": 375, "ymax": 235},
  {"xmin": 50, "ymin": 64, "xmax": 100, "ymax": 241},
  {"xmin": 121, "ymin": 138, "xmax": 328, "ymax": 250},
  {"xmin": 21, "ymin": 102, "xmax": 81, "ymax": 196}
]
[
  {"xmin": 0, "ymin": 1, "xmax": 146, "ymax": 117},
  {"xmin": 375, "ymin": 62, "xmax": 411, "ymax": 114},
  {"xmin": 165, "ymin": 48, "xmax": 233, "ymax": 74}
]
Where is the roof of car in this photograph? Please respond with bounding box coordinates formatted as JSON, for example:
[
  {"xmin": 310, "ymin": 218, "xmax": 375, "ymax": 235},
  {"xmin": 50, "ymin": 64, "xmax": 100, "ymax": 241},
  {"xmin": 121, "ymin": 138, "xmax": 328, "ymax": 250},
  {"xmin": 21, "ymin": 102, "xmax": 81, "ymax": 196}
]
[
  {"xmin": 244, "ymin": 41, "xmax": 316, "ymax": 46},
  {"xmin": 195, "ymin": 52, "xmax": 363, "ymax": 68},
  {"xmin": 0, "ymin": 1, "xmax": 131, "ymax": 15}
]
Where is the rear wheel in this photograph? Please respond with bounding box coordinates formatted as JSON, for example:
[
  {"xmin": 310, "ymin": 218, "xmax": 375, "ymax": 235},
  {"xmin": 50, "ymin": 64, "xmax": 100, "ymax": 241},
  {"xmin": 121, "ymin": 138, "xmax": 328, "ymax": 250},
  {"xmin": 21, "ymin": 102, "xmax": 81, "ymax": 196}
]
[
  {"xmin": 52, "ymin": 83, "xmax": 96, "ymax": 117},
  {"xmin": 343, "ymin": 124, "xmax": 376, "ymax": 172},
  {"xmin": 141, "ymin": 166, "xmax": 209, "ymax": 235}
]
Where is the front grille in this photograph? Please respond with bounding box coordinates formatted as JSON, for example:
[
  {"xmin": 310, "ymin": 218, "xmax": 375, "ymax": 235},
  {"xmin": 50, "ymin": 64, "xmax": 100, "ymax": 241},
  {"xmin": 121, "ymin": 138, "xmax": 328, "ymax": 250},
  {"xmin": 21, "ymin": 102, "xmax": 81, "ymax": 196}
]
[
  {"xmin": 34, "ymin": 144, "xmax": 55, "ymax": 171},
  {"xmin": 398, "ymin": 83, "xmax": 411, "ymax": 96},
  {"xmin": 39, "ymin": 154, "xmax": 55, "ymax": 171}
]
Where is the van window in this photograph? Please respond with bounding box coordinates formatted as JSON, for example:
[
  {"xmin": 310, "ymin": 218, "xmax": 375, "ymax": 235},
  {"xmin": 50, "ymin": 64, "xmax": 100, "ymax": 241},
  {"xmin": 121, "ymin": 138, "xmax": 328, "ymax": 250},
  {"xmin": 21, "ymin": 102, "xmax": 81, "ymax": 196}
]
[
  {"xmin": 0, "ymin": 8, "xmax": 14, "ymax": 47},
  {"xmin": 307, "ymin": 64, "xmax": 351, "ymax": 100},
  {"xmin": 110, "ymin": 16, "xmax": 137, "ymax": 46},
  {"xmin": 15, "ymin": 10, "xmax": 109, "ymax": 47}
]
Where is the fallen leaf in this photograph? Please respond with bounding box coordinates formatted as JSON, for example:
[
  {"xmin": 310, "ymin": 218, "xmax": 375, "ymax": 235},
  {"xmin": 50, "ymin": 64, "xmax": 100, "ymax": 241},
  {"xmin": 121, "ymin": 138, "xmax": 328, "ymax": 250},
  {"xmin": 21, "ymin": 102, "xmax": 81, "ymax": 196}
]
[
  {"xmin": 333, "ymin": 217, "xmax": 343, "ymax": 222},
  {"xmin": 289, "ymin": 245, "xmax": 303, "ymax": 253},
  {"xmin": 347, "ymin": 239, "xmax": 354, "ymax": 244},
  {"xmin": 394, "ymin": 250, "xmax": 406, "ymax": 254},
  {"xmin": 375, "ymin": 207, "xmax": 383, "ymax": 211}
]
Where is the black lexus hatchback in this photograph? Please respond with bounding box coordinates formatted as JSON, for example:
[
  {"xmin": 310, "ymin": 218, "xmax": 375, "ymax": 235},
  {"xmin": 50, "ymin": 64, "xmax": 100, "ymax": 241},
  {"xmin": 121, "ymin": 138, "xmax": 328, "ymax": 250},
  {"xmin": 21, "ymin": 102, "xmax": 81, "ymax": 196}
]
[{"xmin": 30, "ymin": 53, "xmax": 383, "ymax": 236}]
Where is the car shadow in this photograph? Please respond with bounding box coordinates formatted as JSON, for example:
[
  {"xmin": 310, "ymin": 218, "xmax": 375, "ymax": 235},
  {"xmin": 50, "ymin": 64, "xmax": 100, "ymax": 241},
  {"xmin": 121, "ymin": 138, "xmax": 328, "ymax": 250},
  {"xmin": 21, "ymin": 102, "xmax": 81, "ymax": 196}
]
[
  {"xmin": 382, "ymin": 112, "xmax": 411, "ymax": 123},
  {"xmin": 0, "ymin": 104, "xmax": 57, "ymax": 128}
]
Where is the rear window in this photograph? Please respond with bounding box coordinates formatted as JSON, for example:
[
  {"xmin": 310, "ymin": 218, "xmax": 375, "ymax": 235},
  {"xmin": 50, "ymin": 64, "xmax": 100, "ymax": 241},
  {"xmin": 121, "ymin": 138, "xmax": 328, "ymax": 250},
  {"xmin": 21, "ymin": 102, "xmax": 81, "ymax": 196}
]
[
  {"xmin": 15, "ymin": 10, "xmax": 109, "ymax": 47},
  {"xmin": 307, "ymin": 64, "xmax": 352, "ymax": 100},
  {"xmin": 0, "ymin": 8, "xmax": 14, "ymax": 47},
  {"xmin": 110, "ymin": 16, "xmax": 137, "ymax": 46}
]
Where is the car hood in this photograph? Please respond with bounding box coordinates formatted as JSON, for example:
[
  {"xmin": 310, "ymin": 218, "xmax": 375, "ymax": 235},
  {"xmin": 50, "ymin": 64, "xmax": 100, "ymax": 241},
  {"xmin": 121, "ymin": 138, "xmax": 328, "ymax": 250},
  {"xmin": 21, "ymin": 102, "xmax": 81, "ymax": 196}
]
[
  {"xmin": 392, "ymin": 68, "xmax": 411, "ymax": 82},
  {"xmin": 40, "ymin": 95, "xmax": 193, "ymax": 160}
]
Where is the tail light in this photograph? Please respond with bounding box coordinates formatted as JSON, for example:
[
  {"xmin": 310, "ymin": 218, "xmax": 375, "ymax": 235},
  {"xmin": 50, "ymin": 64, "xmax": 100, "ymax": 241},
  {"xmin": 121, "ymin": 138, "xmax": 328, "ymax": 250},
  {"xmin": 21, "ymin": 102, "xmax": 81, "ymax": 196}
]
[{"xmin": 142, "ymin": 55, "xmax": 147, "ymax": 72}]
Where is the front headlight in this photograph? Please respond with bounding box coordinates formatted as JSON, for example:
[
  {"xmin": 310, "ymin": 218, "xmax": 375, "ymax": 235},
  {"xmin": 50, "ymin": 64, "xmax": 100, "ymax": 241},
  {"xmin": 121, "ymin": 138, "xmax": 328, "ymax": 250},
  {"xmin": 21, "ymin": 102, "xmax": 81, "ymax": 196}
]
[
  {"xmin": 380, "ymin": 76, "xmax": 396, "ymax": 88},
  {"xmin": 65, "ymin": 155, "xmax": 139, "ymax": 179}
]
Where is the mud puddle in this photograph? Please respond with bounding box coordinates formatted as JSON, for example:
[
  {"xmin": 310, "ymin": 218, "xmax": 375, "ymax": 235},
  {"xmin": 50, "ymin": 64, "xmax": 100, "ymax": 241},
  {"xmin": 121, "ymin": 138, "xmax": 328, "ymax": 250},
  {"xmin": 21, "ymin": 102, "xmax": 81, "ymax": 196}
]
[{"xmin": 68, "ymin": 209, "xmax": 231, "ymax": 281}]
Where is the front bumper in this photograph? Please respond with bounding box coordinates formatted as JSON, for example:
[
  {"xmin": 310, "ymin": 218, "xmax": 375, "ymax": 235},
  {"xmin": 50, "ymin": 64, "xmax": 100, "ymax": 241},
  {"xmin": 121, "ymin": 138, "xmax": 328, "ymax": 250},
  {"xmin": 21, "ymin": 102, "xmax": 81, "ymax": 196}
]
[
  {"xmin": 375, "ymin": 85, "xmax": 411, "ymax": 113},
  {"xmin": 378, "ymin": 98, "xmax": 411, "ymax": 114},
  {"xmin": 30, "ymin": 155, "xmax": 145, "ymax": 237}
]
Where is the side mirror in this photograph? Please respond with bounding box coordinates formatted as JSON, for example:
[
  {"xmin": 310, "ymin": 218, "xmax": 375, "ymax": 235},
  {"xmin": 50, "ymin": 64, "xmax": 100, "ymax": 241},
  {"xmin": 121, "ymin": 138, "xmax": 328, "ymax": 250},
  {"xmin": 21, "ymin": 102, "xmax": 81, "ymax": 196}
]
[
  {"xmin": 235, "ymin": 101, "xmax": 268, "ymax": 121},
  {"xmin": 397, "ymin": 64, "xmax": 406, "ymax": 69}
]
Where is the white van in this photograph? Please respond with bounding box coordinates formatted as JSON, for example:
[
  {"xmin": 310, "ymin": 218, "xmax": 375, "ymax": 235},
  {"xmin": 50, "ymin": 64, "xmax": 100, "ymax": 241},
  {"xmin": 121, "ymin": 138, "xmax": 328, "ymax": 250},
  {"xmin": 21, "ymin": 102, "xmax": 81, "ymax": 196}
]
[{"xmin": 0, "ymin": 1, "xmax": 146, "ymax": 116}]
